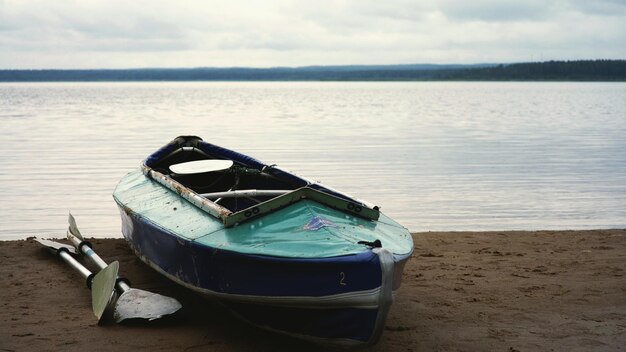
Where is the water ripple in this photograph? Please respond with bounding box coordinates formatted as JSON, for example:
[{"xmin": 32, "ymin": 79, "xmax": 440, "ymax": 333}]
[{"xmin": 1, "ymin": 82, "xmax": 625, "ymax": 239}]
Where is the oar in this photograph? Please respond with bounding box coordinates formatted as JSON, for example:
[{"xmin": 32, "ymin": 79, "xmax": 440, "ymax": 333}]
[
  {"xmin": 67, "ymin": 213, "xmax": 182, "ymax": 322},
  {"xmin": 33, "ymin": 238, "xmax": 118, "ymax": 322}
]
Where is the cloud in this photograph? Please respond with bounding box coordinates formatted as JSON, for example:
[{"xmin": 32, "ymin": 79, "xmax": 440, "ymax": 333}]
[
  {"xmin": 0, "ymin": 0, "xmax": 624, "ymax": 68},
  {"xmin": 567, "ymin": 0, "xmax": 626, "ymax": 16},
  {"xmin": 437, "ymin": 0, "xmax": 555, "ymax": 22}
]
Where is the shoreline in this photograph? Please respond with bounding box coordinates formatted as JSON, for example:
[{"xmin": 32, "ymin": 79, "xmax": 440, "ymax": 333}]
[{"xmin": 2, "ymin": 230, "xmax": 625, "ymax": 351}]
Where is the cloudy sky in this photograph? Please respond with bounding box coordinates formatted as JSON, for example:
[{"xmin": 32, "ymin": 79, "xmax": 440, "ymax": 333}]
[{"xmin": 0, "ymin": 0, "xmax": 624, "ymax": 69}]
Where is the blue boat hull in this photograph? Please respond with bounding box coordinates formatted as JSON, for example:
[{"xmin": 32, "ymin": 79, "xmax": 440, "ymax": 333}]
[
  {"xmin": 113, "ymin": 136, "xmax": 413, "ymax": 346},
  {"xmin": 117, "ymin": 204, "xmax": 410, "ymax": 346}
]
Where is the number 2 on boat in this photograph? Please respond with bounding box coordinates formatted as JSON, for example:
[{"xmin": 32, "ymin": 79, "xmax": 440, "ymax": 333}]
[{"xmin": 339, "ymin": 272, "xmax": 347, "ymax": 286}]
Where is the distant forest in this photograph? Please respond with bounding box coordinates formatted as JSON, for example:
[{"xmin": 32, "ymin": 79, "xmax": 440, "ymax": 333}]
[{"xmin": 0, "ymin": 60, "xmax": 624, "ymax": 82}]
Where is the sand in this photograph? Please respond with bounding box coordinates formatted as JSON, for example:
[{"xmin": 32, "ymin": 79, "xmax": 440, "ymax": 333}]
[{"xmin": 1, "ymin": 230, "xmax": 625, "ymax": 351}]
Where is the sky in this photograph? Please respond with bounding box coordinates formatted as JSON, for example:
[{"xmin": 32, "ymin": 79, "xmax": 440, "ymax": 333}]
[{"xmin": 0, "ymin": 0, "xmax": 624, "ymax": 69}]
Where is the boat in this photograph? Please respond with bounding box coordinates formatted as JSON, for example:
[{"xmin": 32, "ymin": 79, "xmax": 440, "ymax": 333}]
[{"xmin": 112, "ymin": 136, "xmax": 413, "ymax": 347}]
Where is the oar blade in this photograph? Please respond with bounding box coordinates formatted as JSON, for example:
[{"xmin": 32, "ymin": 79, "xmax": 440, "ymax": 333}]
[
  {"xmin": 91, "ymin": 261, "xmax": 119, "ymax": 321},
  {"xmin": 68, "ymin": 212, "xmax": 84, "ymax": 240},
  {"xmin": 113, "ymin": 288, "xmax": 182, "ymax": 322},
  {"xmin": 64, "ymin": 214, "xmax": 183, "ymax": 322},
  {"xmin": 33, "ymin": 237, "xmax": 78, "ymax": 254}
]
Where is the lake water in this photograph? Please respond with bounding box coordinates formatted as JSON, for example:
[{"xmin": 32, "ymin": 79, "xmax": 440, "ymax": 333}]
[{"xmin": 1, "ymin": 82, "xmax": 625, "ymax": 240}]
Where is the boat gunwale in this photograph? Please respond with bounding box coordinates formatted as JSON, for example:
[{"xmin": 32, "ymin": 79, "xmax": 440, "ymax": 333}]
[{"xmin": 140, "ymin": 136, "xmax": 381, "ymax": 227}]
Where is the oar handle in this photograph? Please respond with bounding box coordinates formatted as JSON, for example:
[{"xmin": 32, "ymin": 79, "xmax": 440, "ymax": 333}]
[
  {"xmin": 116, "ymin": 279, "xmax": 131, "ymax": 292},
  {"xmin": 67, "ymin": 231, "xmax": 131, "ymax": 293},
  {"xmin": 57, "ymin": 248, "xmax": 96, "ymax": 289},
  {"xmin": 34, "ymin": 238, "xmax": 95, "ymax": 289},
  {"xmin": 67, "ymin": 231, "xmax": 108, "ymax": 269}
]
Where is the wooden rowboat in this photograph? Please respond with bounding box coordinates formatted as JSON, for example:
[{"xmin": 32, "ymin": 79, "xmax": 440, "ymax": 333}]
[{"xmin": 113, "ymin": 136, "xmax": 413, "ymax": 347}]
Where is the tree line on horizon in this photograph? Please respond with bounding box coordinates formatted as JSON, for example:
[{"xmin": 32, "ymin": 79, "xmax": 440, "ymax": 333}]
[
  {"xmin": 0, "ymin": 60, "xmax": 624, "ymax": 81},
  {"xmin": 441, "ymin": 60, "xmax": 626, "ymax": 81}
]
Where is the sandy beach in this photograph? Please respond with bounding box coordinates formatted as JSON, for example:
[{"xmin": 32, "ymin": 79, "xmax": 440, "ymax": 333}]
[{"xmin": 1, "ymin": 230, "xmax": 624, "ymax": 351}]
